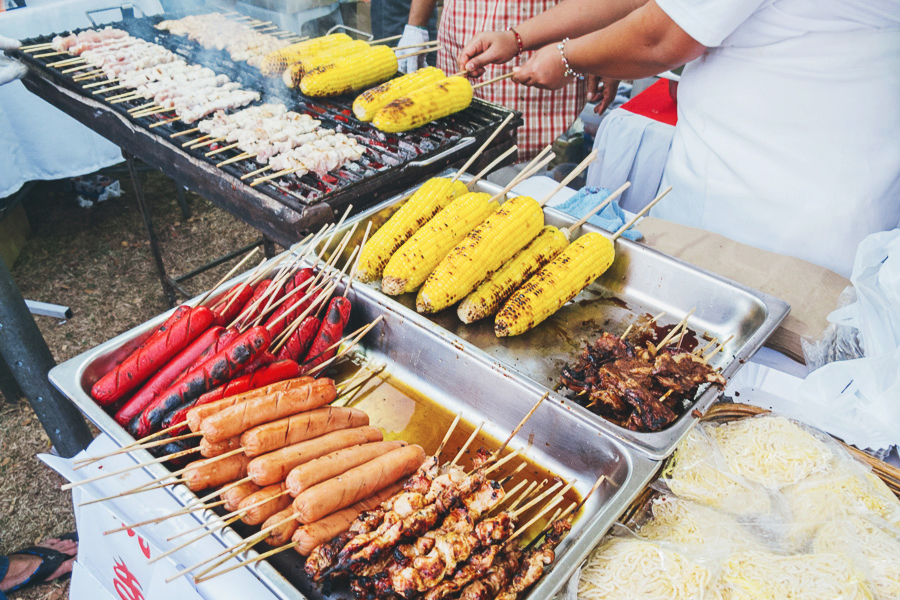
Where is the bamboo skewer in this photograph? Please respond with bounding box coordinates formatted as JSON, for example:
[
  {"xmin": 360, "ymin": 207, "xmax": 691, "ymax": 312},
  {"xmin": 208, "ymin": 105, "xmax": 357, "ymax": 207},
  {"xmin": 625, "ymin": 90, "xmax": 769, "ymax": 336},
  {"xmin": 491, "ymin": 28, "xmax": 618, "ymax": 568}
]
[
  {"xmin": 109, "ymin": 93, "xmax": 141, "ymax": 104},
  {"xmin": 703, "ymin": 334, "xmax": 734, "ymax": 360},
  {"xmin": 183, "ymin": 134, "xmax": 212, "ymax": 147},
  {"xmin": 206, "ymin": 142, "xmax": 240, "ymax": 157},
  {"xmin": 217, "ymin": 152, "xmax": 254, "ymax": 167},
  {"xmin": 473, "ymin": 72, "xmax": 514, "ymax": 90},
  {"xmin": 72, "ymin": 422, "xmax": 189, "ymax": 469},
  {"xmin": 171, "ymin": 127, "xmax": 199, "ymax": 138},
  {"xmin": 134, "ymin": 107, "xmax": 172, "ymax": 118},
  {"xmin": 83, "ymin": 78, "xmax": 117, "ymax": 89},
  {"xmin": 652, "ymin": 308, "xmax": 696, "ymax": 354},
  {"xmin": 512, "ymin": 480, "xmax": 563, "ymax": 518},
  {"xmin": 32, "ymin": 51, "xmax": 67, "ymax": 58},
  {"xmin": 394, "ymin": 46, "xmax": 441, "ymax": 62},
  {"xmin": 149, "ymin": 115, "xmax": 182, "ymax": 128},
  {"xmin": 103, "ymin": 499, "xmax": 227, "ymax": 536},
  {"xmin": 241, "ymin": 164, "xmax": 272, "ymax": 180},
  {"xmin": 194, "ymin": 540, "xmax": 297, "ymax": 583},
  {"xmin": 451, "ymin": 112, "xmax": 514, "ymax": 184},
  {"xmin": 198, "ymin": 247, "xmax": 261, "ymax": 306},
  {"xmin": 465, "ymin": 145, "xmax": 518, "ymax": 190},
  {"xmin": 73, "ymin": 431, "xmax": 202, "ymax": 469},
  {"xmin": 392, "ymin": 39, "xmax": 441, "ymax": 52},
  {"xmin": 59, "ymin": 445, "xmax": 208, "ymax": 491},
  {"xmin": 368, "ymin": 34, "xmax": 403, "ymax": 45},
  {"xmin": 61, "ymin": 64, "xmax": 96, "ymax": 74},
  {"xmin": 48, "ymin": 57, "xmax": 85, "ymax": 67},
  {"xmin": 451, "ymin": 421, "xmax": 484, "ymax": 466},
  {"xmin": 559, "ymin": 181, "xmax": 632, "ymax": 238},
  {"xmin": 695, "ymin": 337, "xmax": 718, "ymax": 357},
  {"xmin": 78, "ymin": 478, "xmax": 182, "ymax": 508},
  {"xmin": 610, "ymin": 186, "xmax": 672, "ymax": 242},
  {"xmin": 128, "ymin": 102, "xmax": 156, "ymax": 113},
  {"xmin": 73, "ymin": 72, "xmax": 106, "ymax": 82},
  {"xmin": 493, "ymin": 392, "xmax": 547, "ymax": 460},
  {"xmin": 188, "ymin": 136, "xmax": 224, "ymax": 149},
  {"xmin": 306, "ymin": 315, "xmax": 384, "ymax": 377},
  {"xmin": 21, "ymin": 43, "xmax": 54, "ymax": 51},
  {"xmin": 482, "ymin": 448, "xmax": 522, "ymax": 477},
  {"xmin": 250, "ymin": 166, "xmax": 297, "ymax": 187},
  {"xmin": 94, "ymin": 83, "xmax": 127, "ymax": 94},
  {"xmin": 507, "ymin": 485, "xmax": 572, "ymax": 543},
  {"xmin": 537, "ymin": 151, "xmax": 599, "ymax": 208}
]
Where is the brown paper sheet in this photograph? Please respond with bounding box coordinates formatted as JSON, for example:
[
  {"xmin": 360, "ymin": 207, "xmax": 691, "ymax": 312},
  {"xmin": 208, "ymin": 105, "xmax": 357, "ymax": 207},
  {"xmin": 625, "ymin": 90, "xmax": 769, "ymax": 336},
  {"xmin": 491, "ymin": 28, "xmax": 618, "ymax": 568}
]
[{"xmin": 637, "ymin": 217, "xmax": 850, "ymax": 363}]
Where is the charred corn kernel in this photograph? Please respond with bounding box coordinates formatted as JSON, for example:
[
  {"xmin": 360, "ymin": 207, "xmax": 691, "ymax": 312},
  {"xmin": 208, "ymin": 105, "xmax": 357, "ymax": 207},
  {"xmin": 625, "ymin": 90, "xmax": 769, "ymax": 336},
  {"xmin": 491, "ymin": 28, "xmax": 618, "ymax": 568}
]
[
  {"xmin": 416, "ymin": 195, "xmax": 544, "ymax": 314},
  {"xmin": 495, "ymin": 232, "xmax": 615, "ymax": 337},
  {"xmin": 372, "ymin": 76, "xmax": 474, "ymax": 133},
  {"xmin": 300, "ymin": 45, "xmax": 398, "ymax": 97},
  {"xmin": 356, "ymin": 178, "xmax": 469, "ymax": 283},
  {"xmin": 382, "ymin": 193, "xmax": 498, "ymax": 295},
  {"xmin": 457, "ymin": 226, "xmax": 568, "ymax": 323},
  {"xmin": 259, "ymin": 33, "xmax": 353, "ymax": 77},
  {"xmin": 282, "ymin": 40, "xmax": 370, "ymax": 88},
  {"xmin": 353, "ymin": 67, "xmax": 446, "ymax": 121}
]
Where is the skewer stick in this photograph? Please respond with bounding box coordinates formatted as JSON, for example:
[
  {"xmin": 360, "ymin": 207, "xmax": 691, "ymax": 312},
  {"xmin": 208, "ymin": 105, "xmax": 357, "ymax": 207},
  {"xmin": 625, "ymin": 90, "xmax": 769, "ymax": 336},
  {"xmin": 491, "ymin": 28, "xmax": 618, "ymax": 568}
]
[
  {"xmin": 194, "ymin": 540, "xmax": 299, "ymax": 583},
  {"xmin": 269, "ymin": 281, "xmax": 337, "ymax": 353},
  {"xmin": 334, "ymin": 360, "xmax": 378, "ymax": 394},
  {"xmin": 21, "ymin": 43, "xmax": 54, "ymax": 51},
  {"xmin": 149, "ymin": 115, "xmax": 182, "ymax": 128},
  {"xmin": 48, "ymin": 57, "xmax": 85, "ymax": 67},
  {"xmin": 128, "ymin": 102, "xmax": 157, "ymax": 113},
  {"xmin": 507, "ymin": 480, "xmax": 543, "ymax": 513},
  {"xmin": 496, "ymin": 479, "xmax": 529, "ymax": 511},
  {"xmin": 537, "ymin": 151, "xmax": 599, "ymax": 208},
  {"xmin": 507, "ymin": 484, "xmax": 574, "ymax": 543},
  {"xmin": 94, "ymin": 84, "xmax": 127, "ymax": 94},
  {"xmin": 241, "ymin": 164, "xmax": 272, "ymax": 180},
  {"xmin": 560, "ymin": 181, "xmax": 632, "ymax": 234},
  {"xmin": 392, "ymin": 39, "xmax": 441, "ymax": 52},
  {"xmin": 213, "ymin": 256, "xmax": 265, "ymax": 313},
  {"xmin": 166, "ymin": 512, "xmax": 242, "ymax": 543},
  {"xmin": 257, "ymin": 24, "xmax": 280, "ymax": 32},
  {"xmin": 344, "ymin": 222, "xmax": 371, "ymax": 294},
  {"xmin": 451, "ymin": 421, "xmax": 484, "ymax": 466},
  {"xmin": 482, "ymin": 448, "xmax": 522, "ymax": 476},
  {"xmin": 32, "ymin": 51, "xmax": 67, "ymax": 58},
  {"xmin": 73, "ymin": 432, "xmax": 202, "ymax": 468},
  {"xmin": 336, "ymin": 364, "xmax": 385, "ymax": 407},
  {"xmin": 464, "ymin": 145, "xmax": 518, "ymax": 190},
  {"xmin": 451, "ymin": 113, "xmax": 515, "ymax": 184},
  {"xmin": 171, "ymin": 127, "xmax": 200, "ymax": 138},
  {"xmin": 395, "ymin": 46, "xmax": 441, "ymax": 61},
  {"xmin": 180, "ymin": 476, "xmax": 257, "ymax": 514},
  {"xmin": 250, "ymin": 166, "xmax": 299, "ymax": 187},
  {"xmin": 198, "ymin": 247, "xmax": 261, "ymax": 306},
  {"xmin": 695, "ymin": 337, "xmax": 718, "ymax": 357},
  {"xmin": 652, "ymin": 308, "xmax": 696, "ymax": 353},
  {"xmin": 206, "ymin": 142, "xmax": 240, "ymax": 157},
  {"xmin": 84, "ymin": 79, "xmax": 118, "ymax": 89},
  {"xmin": 306, "ymin": 315, "xmax": 384, "ymax": 377},
  {"xmin": 183, "ymin": 135, "xmax": 212, "ymax": 147},
  {"xmin": 368, "ymin": 34, "xmax": 403, "ymax": 45},
  {"xmin": 436, "ymin": 413, "xmax": 462, "ymax": 457},
  {"xmin": 189, "ymin": 136, "xmax": 224, "ymax": 149},
  {"xmin": 493, "ymin": 392, "xmax": 547, "ymax": 460},
  {"xmin": 610, "ymin": 186, "xmax": 672, "ymax": 242},
  {"xmin": 79, "ymin": 479, "xmax": 182, "ymax": 507},
  {"xmin": 71, "ymin": 70, "xmax": 104, "ymax": 80},
  {"xmin": 72, "ymin": 422, "xmax": 189, "ymax": 468},
  {"xmin": 107, "ymin": 89, "xmax": 141, "ymax": 101},
  {"xmin": 218, "ymin": 152, "xmax": 255, "ymax": 167},
  {"xmin": 134, "ymin": 107, "xmax": 173, "ymax": 119},
  {"xmin": 61, "ymin": 64, "xmax": 96, "ymax": 74},
  {"xmin": 512, "ymin": 480, "xmax": 563, "ymax": 518},
  {"xmin": 703, "ymin": 334, "xmax": 734, "ymax": 360},
  {"xmin": 483, "ymin": 148, "xmax": 555, "ymax": 210},
  {"xmin": 621, "ymin": 324, "xmax": 634, "ymax": 340},
  {"xmin": 473, "ymin": 72, "xmax": 514, "ymax": 89},
  {"xmin": 103, "ymin": 499, "xmax": 228, "ymax": 535},
  {"xmin": 60, "ymin": 446, "xmax": 205, "ymax": 490},
  {"xmin": 108, "ymin": 93, "xmax": 141, "ymax": 104}
]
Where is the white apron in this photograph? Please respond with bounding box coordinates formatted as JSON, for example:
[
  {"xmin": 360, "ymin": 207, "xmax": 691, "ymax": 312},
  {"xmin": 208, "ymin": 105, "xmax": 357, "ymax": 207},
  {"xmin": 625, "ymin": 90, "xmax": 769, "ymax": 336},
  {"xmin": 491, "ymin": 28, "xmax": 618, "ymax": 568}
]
[{"xmin": 654, "ymin": 0, "xmax": 900, "ymax": 277}]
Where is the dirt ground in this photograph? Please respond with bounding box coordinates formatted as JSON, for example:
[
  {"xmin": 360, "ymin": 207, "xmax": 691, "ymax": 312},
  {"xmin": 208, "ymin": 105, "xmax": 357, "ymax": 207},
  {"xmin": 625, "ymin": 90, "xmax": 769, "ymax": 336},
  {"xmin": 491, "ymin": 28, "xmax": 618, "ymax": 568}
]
[{"xmin": 0, "ymin": 165, "xmax": 266, "ymax": 599}]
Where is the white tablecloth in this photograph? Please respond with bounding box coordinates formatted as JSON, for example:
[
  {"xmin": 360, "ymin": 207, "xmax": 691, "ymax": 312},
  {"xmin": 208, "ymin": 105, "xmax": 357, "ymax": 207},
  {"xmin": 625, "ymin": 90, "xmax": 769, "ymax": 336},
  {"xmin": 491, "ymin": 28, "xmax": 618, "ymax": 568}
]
[
  {"xmin": 0, "ymin": 0, "xmax": 163, "ymax": 198},
  {"xmin": 585, "ymin": 107, "xmax": 675, "ymax": 213}
]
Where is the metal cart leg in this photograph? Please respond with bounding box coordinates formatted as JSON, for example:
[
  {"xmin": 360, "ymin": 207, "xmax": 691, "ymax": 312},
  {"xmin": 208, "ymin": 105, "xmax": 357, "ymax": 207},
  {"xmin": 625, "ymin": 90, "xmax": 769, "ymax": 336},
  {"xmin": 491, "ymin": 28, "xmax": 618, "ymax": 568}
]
[
  {"xmin": 125, "ymin": 151, "xmax": 178, "ymax": 307},
  {"xmin": 263, "ymin": 237, "xmax": 277, "ymax": 259},
  {"xmin": 174, "ymin": 184, "xmax": 190, "ymax": 220},
  {"xmin": 0, "ymin": 352, "xmax": 23, "ymax": 403},
  {"xmin": 0, "ymin": 257, "xmax": 93, "ymax": 457}
]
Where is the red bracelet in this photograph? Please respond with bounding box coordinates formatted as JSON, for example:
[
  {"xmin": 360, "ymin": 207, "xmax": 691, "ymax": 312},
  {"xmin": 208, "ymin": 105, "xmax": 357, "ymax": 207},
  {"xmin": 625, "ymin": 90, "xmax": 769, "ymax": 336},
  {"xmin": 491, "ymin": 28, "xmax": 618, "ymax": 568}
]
[{"xmin": 507, "ymin": 26, "xmax": 524, "ymax": 57}]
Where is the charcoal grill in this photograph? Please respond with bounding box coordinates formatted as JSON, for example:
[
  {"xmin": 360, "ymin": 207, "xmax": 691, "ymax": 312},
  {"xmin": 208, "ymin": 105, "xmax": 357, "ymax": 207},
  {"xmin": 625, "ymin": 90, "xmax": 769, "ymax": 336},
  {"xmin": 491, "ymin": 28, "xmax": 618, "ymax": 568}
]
[{"xmin": 9, "ymin": 12, "xmax": 521, "ymax": 246}]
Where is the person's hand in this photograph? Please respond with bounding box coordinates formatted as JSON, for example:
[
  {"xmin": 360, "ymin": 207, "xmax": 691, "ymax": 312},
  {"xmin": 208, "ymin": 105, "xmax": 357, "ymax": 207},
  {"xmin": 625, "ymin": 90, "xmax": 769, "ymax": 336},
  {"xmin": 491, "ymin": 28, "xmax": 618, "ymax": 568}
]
[
  {"xmin": 458, "ymin": 30, "xmax": 518, "ymax": 78},
  {"xmin": 0, "ymin": 34, "xmax": 21, "ymax": 51},
  {"xmin": 0, "ymin": 35, "xmax": 26, "ymax": 87},
  {"xmin": 397, "ymin": 24, "xmax": 429, "ymax": 74},
  {"xmin": 511, "ymin": 43, "xmax": 570, "ymax": 90},
  {"xmin": 586, "ymin": 75, "xmax": 620, "ymax": 114}
]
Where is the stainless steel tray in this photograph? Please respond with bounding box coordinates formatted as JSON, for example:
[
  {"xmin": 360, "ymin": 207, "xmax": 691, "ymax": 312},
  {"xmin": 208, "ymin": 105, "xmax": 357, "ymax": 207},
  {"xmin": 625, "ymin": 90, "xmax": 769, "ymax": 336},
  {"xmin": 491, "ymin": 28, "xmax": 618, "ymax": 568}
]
[
  {"xmin": 49, "ymin": 258, "xmax": 659, "ymax": 600},
  {"xmin": 323, "ymin": 171, "xmax": 791, "ymax": 460}
]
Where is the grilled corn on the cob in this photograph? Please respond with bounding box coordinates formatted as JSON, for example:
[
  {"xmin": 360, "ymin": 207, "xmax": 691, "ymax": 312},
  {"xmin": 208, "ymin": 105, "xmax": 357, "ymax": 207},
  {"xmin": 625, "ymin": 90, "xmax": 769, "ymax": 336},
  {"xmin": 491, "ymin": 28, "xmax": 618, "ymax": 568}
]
[
  {"xmin": 416, "ymin": 195, "xmax": 544, "ymax": 313},
  {"xmin": 356, "ymin": 177, "xmax": 469, "ymax": 283},
  {"xmin": 282, "ymin": 39, "xmax": 371, "ymax": 89},
  {"xmin": 457, "ymin": 226, "xmax": 568, "ymax": 323},
  {"xmin": 494, "ymin": 232, "xmax": 615, "ymax": 337},
  {"xmin": 372, "ymin": 76, "xmax": 474, "ymax": 133},
  {"xmin": 259, "ymin": 33, "xmax": 353, "ymax": 77},
  {"xmin": 382, "ymin": 192, "xmax": 498, "ymax": 296},
  {"xmin": 300, "ymin": 45, "xmax": 398, "ymax": 97},
  {"xmin": 352, "ymin": 67, "xmax": 446, "ymax": 121}
]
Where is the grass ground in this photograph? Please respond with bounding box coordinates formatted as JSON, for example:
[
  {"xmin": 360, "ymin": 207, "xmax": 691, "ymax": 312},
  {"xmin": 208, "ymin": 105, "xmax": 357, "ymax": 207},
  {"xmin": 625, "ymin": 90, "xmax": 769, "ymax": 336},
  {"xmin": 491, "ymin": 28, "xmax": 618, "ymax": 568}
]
[{"xmin": 0, "ymin": 165, "xmax": 264, "ymax": 599}]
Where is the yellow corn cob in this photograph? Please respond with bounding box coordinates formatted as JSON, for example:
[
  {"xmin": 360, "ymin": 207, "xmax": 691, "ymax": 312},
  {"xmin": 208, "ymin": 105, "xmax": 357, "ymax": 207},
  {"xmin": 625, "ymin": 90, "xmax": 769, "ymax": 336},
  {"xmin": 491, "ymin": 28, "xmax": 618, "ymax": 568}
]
[
  {"xmin": 300, "ymin": 45, "xmax": 398, "ymax": 97},
  {"xmin": 457, "ymin": 226, "xmax": 569, "ymax": 323},
  {"xmin": 356, "ymin": 178, "xmax": 469, "ymax": 283},
  {"xmin": 382, "ymin": 193, "xmax": 498, "ymax": 296},
  {"xmin": 259, "ymin": 33, "xmax": 353, "ymax": 77},
  {"xmin": 372, "ymin": 76, "xmax": 474, "ymax": 133},
  {"xmin": 352, "ymin": 67, "xmax": 446, "ymax": 121},
  {"xmin": 494, "ymin": 232, "xmax": 615, "ymax": 337},
  {"xmin": 282, "ymin": 40, "xmax": 371, "ymax": 88},
  {"xmin": 416, "ymin": 195, "xmax": 544, "ymax": 314}
]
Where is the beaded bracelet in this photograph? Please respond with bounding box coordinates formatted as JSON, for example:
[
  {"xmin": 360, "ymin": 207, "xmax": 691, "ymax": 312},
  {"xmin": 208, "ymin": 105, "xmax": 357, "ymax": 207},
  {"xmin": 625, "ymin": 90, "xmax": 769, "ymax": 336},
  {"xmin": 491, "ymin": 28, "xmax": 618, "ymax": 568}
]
[
  {"xmin": 507, "ymin": 26, "xmax": 524, "ymax": 57},
  {"xmin": 557, "ymin": 37, "xmax": 584, "ymax": 80}
]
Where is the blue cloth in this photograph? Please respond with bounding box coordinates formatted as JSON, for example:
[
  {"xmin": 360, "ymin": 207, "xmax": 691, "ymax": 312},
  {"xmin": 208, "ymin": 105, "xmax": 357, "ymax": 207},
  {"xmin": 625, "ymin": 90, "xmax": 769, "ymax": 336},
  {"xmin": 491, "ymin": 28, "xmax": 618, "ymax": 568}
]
[
  {"xmin": 554, "ymin": 186, "xmax": 643, "ymax": 240},
  {"xmin": 0, "ymin": 554, "xmax": 8, "ymax": 600}
]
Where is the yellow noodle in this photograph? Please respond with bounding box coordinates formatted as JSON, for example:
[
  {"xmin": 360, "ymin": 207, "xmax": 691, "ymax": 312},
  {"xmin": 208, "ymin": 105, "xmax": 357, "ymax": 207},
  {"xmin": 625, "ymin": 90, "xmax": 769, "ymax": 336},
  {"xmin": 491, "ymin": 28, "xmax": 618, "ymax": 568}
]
[
  {"xmin": 638, "ymin": 495, "xmax": 763, "ymax": 551},
  {"xmin": 578, "ymin": 537, "xmax": 712, "ymax": 600},
  {"xmin": 709, "ymin": 416, "xmax": 833, "ymax": 489},
  {"xmin": 813, "ymin": 516, "xmax": 900, "ymax": 600}
]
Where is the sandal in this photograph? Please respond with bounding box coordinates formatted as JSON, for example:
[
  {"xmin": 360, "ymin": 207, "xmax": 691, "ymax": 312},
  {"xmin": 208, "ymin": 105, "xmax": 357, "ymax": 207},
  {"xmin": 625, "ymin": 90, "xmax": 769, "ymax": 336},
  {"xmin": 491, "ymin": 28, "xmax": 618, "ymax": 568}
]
[{"xmin": 6, "ymin": 533, "xmax": 78, "ymax": 593}]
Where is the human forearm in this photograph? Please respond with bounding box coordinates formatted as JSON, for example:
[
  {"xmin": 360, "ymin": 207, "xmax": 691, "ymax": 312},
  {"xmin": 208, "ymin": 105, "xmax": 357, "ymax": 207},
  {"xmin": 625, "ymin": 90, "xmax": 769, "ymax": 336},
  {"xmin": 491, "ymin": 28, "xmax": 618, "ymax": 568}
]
[
  {"xmin": 515, "ymin": 0, "xmax": 648, "ymax": 51},
  {"xmin": 408, "ymin": 0, "xmax": 438, "ymax": 28}
]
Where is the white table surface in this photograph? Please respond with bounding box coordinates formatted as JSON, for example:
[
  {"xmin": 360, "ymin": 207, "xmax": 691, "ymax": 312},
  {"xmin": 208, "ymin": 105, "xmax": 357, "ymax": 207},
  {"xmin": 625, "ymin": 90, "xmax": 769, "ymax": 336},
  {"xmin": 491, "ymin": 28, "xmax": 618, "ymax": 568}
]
[{"xmin": 0, "ymin": 0, "xmax": 163, "ymax": 198}]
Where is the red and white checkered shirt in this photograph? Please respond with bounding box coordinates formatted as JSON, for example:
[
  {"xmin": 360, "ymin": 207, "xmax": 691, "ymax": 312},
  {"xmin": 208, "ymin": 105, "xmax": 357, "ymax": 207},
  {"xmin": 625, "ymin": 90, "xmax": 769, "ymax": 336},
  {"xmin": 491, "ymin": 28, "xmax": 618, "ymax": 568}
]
[{"xmin": 437, "ymin": 0, "xmax": 587, "ymax": 161}]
